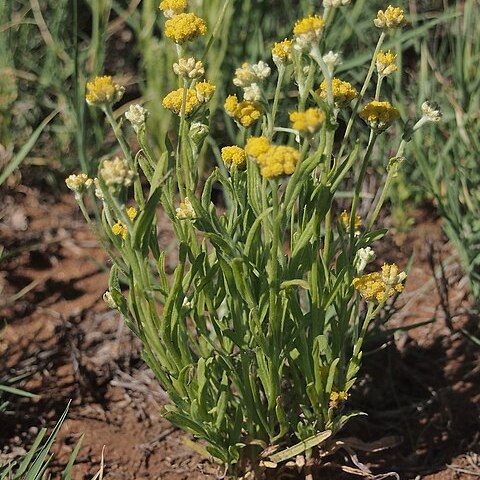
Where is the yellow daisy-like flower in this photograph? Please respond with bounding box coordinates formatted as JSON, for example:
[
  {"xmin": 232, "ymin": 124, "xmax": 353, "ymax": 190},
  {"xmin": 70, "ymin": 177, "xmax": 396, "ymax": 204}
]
[
  {"xmin": 272, "ymin": 39, "xmax": 293, "ymax": 64},
  {"xmin": 353, "ymin": 263, "xmax": 406, "ymax": 303},
  {"xmin": 318, "ymin": 78, "xmax": 358, "ymax": 107},
  {"xmin": 360, "ymin": 100, "xmax": 400, "ymax": 131},
  {"xmin": 245, "ymin": 136, "xmax": 270, "ymax": 158},
  {"xmin": 224, "ymin": 94, "xmax": 263, "ymax": 128},
  {"xmin": 126, "ymin": 206, "xmax": 137, "ymax": 221},
  {"xmin": 112, "ymin": 221, "xmax": 128, "ymax": 240},
  {"xmin": 376, "ymin": 50, "xmax": 398, "ymax": 76},
  {"xmin": 164, "ymin": 13, "xmax": 207, "ymax": 44},
  {"xmin": 221, "ymin": 146, "xmax": 247, "ymax": 169},
  {"xmin": 159, "ymin": 0, "xmax": 187, "ymax": 18},
  {"xmin": 195, "ymin": 80, "xmax": 216, "ymax": 103},
  {"xmin": 85, "ymin": 76, "xmax": 124, "ymax": 106},
  {"xmin": 374, "ymin": 5, "xmax": 407, "ymax": 30},
  {"xmin": 162, "ymin": 88, "xmax": 199, "ymax": 116},
  {"xmin": 289, "ymin": 108, "xmax": 325, "ymax": 135}
]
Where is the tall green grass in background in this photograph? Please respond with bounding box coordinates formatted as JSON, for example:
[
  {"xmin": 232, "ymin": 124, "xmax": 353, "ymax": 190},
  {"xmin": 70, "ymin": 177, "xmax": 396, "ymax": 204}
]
[{"xmin": 409, "ymin": 0, "xmax": 480, "ymax": 333}]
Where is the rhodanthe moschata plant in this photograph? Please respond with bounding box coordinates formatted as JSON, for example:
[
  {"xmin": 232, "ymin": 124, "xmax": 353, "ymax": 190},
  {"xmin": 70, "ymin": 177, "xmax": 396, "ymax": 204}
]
[{"xmin": 67, "ymin": 1, "xmax": 440, "ymax": 477}]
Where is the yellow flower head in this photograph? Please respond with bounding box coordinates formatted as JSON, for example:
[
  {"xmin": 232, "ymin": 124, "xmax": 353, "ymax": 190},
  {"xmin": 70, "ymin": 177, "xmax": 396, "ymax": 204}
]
[
  {"xmin": 112, "ymin": 221, "xmax": 128, "ymax": 240},
  {"xmin": 293, "ymin": 15, "xmax": 326, "ymax": 49},
  {"xmin": 318, "ymin": 78, "xmax": 358, "ymax": 107},
  {"xmin": 353, "ymin": 263, "xmax": 406, "ymax": 303},
  {"xmin": 126, "ymin": 206, "xmax": 138, "ymax": 221},
  {"xmin": 86, "ymin": 76, "xmax": 124, "ymax": 106},
  {"xmin": 290, "ymin": 108, "xmax": 325, "ymax": 135},
  {"xmin": 162, "ymin": 88, "xmax": 199, "ymax": 116},
  {"xmin": 253, "ymin": 144, "xmax": 300, "ymax": 179},
  {"xmin": 164, "ymin": 13, "xmax": 207, "ymax": 44},
  {"xmin": 195, "ymin": 80, "xmax": 216, "ymax": 103},
  {"xmin": 329, "ymin": 390, "xmax": 348, "ymax": 409},
  {"xmin": 374, "ymin": 5, "xmax": 407, "ymax": 30},
  {"xmin": 340, "ymin": 210, "xmax": 362, "ymax": 233},
  {"xmin": 245, "ymin": 136, "xmax": 270, "ymax": 158},
  {"xmin": 272, "ymin": 39, "xmax": 293, "ymax": 64},
  {"xmin": 293, "ymin": 15, "xmax": 326, "ymax": 35},
  {"xmin": 376, "ymin": 50, "xmax": 398, "ymax": 76},
  {"xmin": 221, "ymin": 146, "xmax": 247, "ymax": 169},
  {"xmin": 224, "ymin": 94, "xmax": 263, "ymax": 128},
  {"xmin": 159, "ymin": 0, "xmax": 187, "ymax": 18},
  {"xmin": 360, "ymin": 100, "xmax": 400, "ymax": 131}
]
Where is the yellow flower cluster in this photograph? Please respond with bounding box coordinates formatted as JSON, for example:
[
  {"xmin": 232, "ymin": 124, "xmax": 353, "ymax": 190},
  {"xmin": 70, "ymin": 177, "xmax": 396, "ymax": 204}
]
[
  {"xmin": 340, "ymin": 210, "xmax": 362, "ymax": 232},
  {"xmin": 85, "ymin": 76, "xmax": 124, "ymax": 106},
  {"xmin": 126, "ymin": 206, "xmax": 138, "ymax": 220},
  {"xmin": 224, "ymin": 94, "xmax": 263, "ymax": 128},
  {"xmin": 163, "ymin": 82, "xmax": 216, "ymax": 116},
  {"xmin": 360, "ymin": 100, "xmax": 400, "ymax": 131},
  {"xmin": 374, "ymin": 5, "xmax": 407, "ymax": 30},
  {"xmin": 289, "ymin": 108, "xmax": 325, "ymax": 135},
  {"xmin": 164, "ymin": 12, "xmax": 207, "ymax": 44},
  {"xmin": 293, "ymin": 15, "xmax": 325, "ymax": 35},
  {"xmin": 376, "ymin": 50, "xmax": 398, "ymax": 76},
  {"xmin": 272, "ymin": 39, "xmax": 293, "ymax": 64},
  {"xmin": 159, "ymin": 0, "xmax": 186, "ymax": 17},
  {"xmin": 293, "ymin": 15, "xmax": 326, "ymax": 49},
  {"xmin": 318, "ymin": 78, "xmax": 358, "ymax": 107},
  {"xmin": 195, "ymin": 80, "xmax": 216, "ymax": 102},
  {"xmin": 353, "ymin": 263, "xmax": 407, "ymax": 303},
  {"xmin": 112, "ymin": 221, "xmax": 128, "ymax": 240},
  {"xmin": 245, "ymin": 137, "xmax": 299, "ymax": 179},
  {"xmin": 329, "ymin": 390, "xmax": 348, "ymax": 409},
  {"xmin": 221, "ymin": 146, "xmax": 247, "ymax": 169}
]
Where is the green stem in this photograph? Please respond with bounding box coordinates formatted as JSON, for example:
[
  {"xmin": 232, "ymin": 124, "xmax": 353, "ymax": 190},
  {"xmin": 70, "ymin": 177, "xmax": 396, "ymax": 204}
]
[
  {"xmin": 367, "ymin": 139, "xmax": 406, "ymax": 230},
  {"xmin": 338, "ymin": 32, "xmax": 385, "ymax": 160},
  {"xmin": 350, "ymin": 131, "xmax": 377, "ymax": 236},
  {"xmin": 269, "ymin": 64, "xmax": 286, "ymax": 139}
]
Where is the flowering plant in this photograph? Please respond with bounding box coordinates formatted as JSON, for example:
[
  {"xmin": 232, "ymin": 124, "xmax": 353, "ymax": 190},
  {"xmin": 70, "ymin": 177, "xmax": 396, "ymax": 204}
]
[{"xmin": 67, "ymin": 1, "xmax": 439, "ymax": 477}]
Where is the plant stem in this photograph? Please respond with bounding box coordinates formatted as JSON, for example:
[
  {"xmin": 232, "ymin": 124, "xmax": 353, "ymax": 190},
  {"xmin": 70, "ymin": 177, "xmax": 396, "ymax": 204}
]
[{"xmin": 338, "ymin": 32, "xmax": 385, "ymax": 160}]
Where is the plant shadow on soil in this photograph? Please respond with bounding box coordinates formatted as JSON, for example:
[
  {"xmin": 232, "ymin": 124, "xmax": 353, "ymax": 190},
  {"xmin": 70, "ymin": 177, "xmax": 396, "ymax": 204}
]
[{"xmin": 0, "ymin": 188, "xmax": 479, "ymax": 479}]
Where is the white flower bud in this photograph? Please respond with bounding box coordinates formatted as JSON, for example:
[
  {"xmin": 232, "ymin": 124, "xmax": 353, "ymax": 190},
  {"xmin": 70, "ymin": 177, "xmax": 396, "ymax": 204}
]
[
  {"xmin": 125, "ymin": 104, "xmax": 148, "ymax": 133},
  {"xmin": 354, "ymin": 247, "xmax": 376, "ymax": 274},
  {"xmin": 173, "ymin": 57, "xmax": 205, "ymax": 79},
  {"xmin": 243, "ymin": 83, "xmax": 262, "ymax": 102},
  {"xmin": 421, "ymin": 101, "xmax": 442, "ymax": 122},
  {"xmin": 322, "ymin": 51, "xmax": 341, "ymax": 75}
]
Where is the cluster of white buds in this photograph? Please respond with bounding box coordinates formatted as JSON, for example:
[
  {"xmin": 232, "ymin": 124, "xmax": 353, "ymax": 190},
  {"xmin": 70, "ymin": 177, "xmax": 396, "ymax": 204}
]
[
  {"xmin": 322, "ymin": 51, "xmax": 341, "ymax": 76},
  {"xmin": 125, "ymin": 104, "xmax": 149, "ymax": 134},
  {"xmin": 65, "ymin": 173, "xmax": 93, "ymax": 193},
  {"xmin": 176, "ymin": 197, "xmax": 196, "ymax": 220},
  {"xmin": 233, "ymin": 61, "xmax": 271, "ymax": 102},
  {"xmin": 173, "ymin": 57, "xmax": 205, "ymax": 79},
  {"xmin": 354, "ymin": 247, "xmax": 376, "ymax": 274},
  {"xmin": 99, "ymin": 157, "xmax": 135, "ymax": 189}
]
